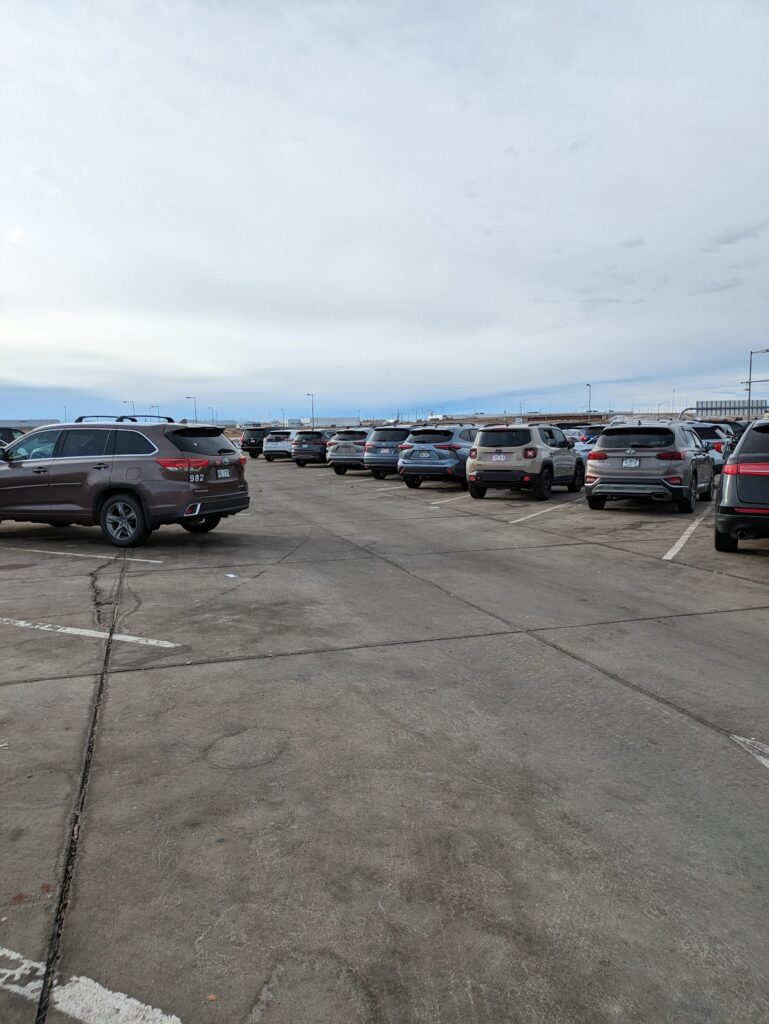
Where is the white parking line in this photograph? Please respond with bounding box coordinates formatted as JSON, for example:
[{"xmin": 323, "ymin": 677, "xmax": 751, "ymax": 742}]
[
  {"xmin": 0, "ymin": 617, "xmax": 178, "ymax": 648},
  {"xmin": 731, "ymin": 735, "xmax": 769, "ymax": 772},
  {"xmin": 0, "ymin": 546, "xmax": 163, "ymax": 564},
  {"xmin": 0, "ymin": 946, "xmax": 183, "ymax": 1023},
  {"xmin": 508, "ymin": 501, "xmax": 579, "ymax": 525},
  {"xmin": 661, "ymin": 506, "xmax": 712, "ymax": 561},
  {"xmin": 429, "ymin": 495, "xmax": 468, "ymax": 506}
]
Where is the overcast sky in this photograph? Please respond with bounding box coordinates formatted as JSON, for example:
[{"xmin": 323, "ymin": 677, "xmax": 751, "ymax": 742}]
[{"xmin": 1, "ymin": 0, "xmax": 768, "ymax": 422}]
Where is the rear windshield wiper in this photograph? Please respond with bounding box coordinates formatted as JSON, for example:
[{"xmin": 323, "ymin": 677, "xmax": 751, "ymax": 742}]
[{"xmin": 217, "ymin": 447, "xmax": 234, "ymax": 454}]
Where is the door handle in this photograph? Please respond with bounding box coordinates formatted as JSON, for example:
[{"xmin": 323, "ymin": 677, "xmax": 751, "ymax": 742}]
[
  {"xmin": 32, "ymin": 467, "xmax": 48, "ymax": 475},
  {"xmin": 93, "ymin": 463, "xmax": 109, "ymax": 470}
]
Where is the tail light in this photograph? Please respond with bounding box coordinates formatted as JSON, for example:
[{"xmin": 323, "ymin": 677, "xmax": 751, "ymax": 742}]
[
  {"xmin": 523, "ymin": 447, "xmax": 538, "ymax": 460},
  {"xmin": 656, "ymin": 451, "xmax": 685, "ymax": 461},
  {"xmin": 434, "ymin": 443, "xmax": 461, "ymax": 451},
  {"xmin": 665, "ymin": 476, "xmax": 683, "ymax": 485},
  {"xmin": 157, "ymin": 457, "xmax": 210, "ymax": 470},
  {"xmin": 723, "ymin": 461, "xmax": 769, "ymax": 476},
  {"xmin": 735, "ymin": 507, "xmax": 769, "ymax": 514},
  {"xmin": 327, "ymin": 441, "xmax": 337, "ymax": 447},
  {"xmin": 239, "ymin": 454, "xmax": 247, "ymax": 466},
  {"xmin": 587, "ymin": 450, "xmax": 607, "ymax": 461},
  {"xmin": 585, "ymin": 474, "xmax": 597, "ymax": 483},
  {"xmin": 713, "ymin": 442, "xmax": 724, "ymax": 453},
  {"xmin": 579, "ymin": 434, "xmax": 589, "ymax": 442},
  {"xmin": 364, "ymin": 443, "xmax": 373, "ymax": 451},
  {"xmin": 468, "ymin": 447, "xmax": 477, "ymax": 459},
  {"xmin": 398, "ymin": 443, "xmax": 413, "ymax": 450}
]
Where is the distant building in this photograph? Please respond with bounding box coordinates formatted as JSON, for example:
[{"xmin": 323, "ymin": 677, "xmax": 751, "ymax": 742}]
[{"xmin": 696, "ymin": 399, "xmax": 767, "ymax": 417}]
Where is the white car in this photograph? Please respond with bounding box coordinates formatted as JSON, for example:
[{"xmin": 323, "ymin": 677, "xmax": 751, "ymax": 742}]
[{"xmin": 262, "ymin": 430, "xmax": 297, "ymax": 461}]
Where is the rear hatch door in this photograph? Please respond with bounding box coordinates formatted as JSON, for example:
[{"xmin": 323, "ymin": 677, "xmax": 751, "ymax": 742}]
[
  {"xmin": 329, "ymin": 429, "xmax": 369, "ymax": 458},
  {"xmin": 366, "ymin": 428, "xmax": 411, "ymax": 459},
  {"xmin": 593, "ymin": 427, "xmax": 677, "ymax": 478},
  {"xmin": 403, "ymin": 428, "xmax": 455, "ymax": 463},
  {"xmin": 165, "ymin": 427, "xmax": 246, "ymax": 495},
  {"xmin": 734, "ymin": 424, "xmax": 769, "ymax": 506},
  {"xmin": 474, "ymin": 427, "xmax": 532, "ymax": 468}
]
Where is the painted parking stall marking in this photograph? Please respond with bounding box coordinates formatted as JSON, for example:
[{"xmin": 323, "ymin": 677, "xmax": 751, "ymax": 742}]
[
  {"xmin": 0, "ymin": 946, "xmax": 184, "ymax": 1023},
  {"xmin": 662, "ymin": 506, "xmax": 712, "ymax": 561},
  {"xmin": 0, "ymin": 545, "xmax": 163, "ymax": 564},
  {"xmin": 0, "ymin": 616, "xmax": 178, "ymax": 648},
  {"xmin": 508, "ymin": 500, "xmax": 581, "ymax": 525},
  {"xmin": 731, "ymin": 735, "xmax": 769, "ymax": 772}
]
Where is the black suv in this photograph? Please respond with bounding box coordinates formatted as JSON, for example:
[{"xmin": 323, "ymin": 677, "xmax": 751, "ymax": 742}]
[
  {"xmin": 0, "ymin": 427, "xmax": 25, "ymax": 446},
  {"xmin": 241, "ymin": 427, "xmax": 270, "ymax": 459},
  {"xmin": 714, "ymin": 419, "xmax": 769, "ymax": 552}
]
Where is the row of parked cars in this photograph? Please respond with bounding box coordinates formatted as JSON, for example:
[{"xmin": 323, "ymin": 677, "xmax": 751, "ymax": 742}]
[{"xmin": 248, "ymin": 417, "xmax": 769, "ymax": 551}]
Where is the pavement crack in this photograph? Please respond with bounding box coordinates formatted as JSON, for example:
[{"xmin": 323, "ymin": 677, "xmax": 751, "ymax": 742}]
[
  {"xmin": 34, "ymin": 555, "xmax": 127, "ymax": 1024},
  {"xmin": 88, "ymin": 557, "xmax": 119, "ymax": 629}
]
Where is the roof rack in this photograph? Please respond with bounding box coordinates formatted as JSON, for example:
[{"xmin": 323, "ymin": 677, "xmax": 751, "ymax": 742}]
[{"xmin": 74, "ymin": 414, "xmax": 175, "ymax": 423}]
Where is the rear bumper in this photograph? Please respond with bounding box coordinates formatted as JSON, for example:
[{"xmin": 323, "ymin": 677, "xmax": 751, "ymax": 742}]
[
  {"xmin": 153, "ymin": 491, "xmax": 250, "ymax": 525},
  {"xmin": 241, "ymin": 444, "xmax": 262, "ymax": 454},
  {"xmin": 469, "ymin": 468, "xmax": 540, "ymax": 489},
  {"xmin": 364, "ymin": 457, "xmax": 399, "ymax": 470},
  {"xmin": 263, "ymin": 450, "xmax": 292, "ymax": 459},
  {"xmin": 292, "ymin": 450, "xmax": 327, "ymax": 463},
  {"xmin": 715, "ymin": 509, "xmax": 769, "ymax": 540},
  {"xmin": 585, "ymin": 478, "xmax": 687, "ymax": 502},
  {"xmin": 328, "ymin": 457, "xmax": 366, "ymax": 468},
  {"xmin": 399, "ymin": 463, "xmax": 463, "ymax": 480}
]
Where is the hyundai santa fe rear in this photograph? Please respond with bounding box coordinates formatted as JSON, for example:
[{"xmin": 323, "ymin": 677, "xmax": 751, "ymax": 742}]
[
  {"xmin": 0, "ymin": 416, "xmax": 249, "ymax": 547},
  {"xmin": 291, "ymin": 429, "xmax": 335, "ymax": 466},
  {"xmin": 397, "ymin": 425, "xmax": 478, "ymax": 488},
  {"xmin": 584, "ymin": 422, "xmax": 714, "ymax": 512},
  {"xmin": 714, "ymin": 419, "xmax": 769, "ymax": 551}
]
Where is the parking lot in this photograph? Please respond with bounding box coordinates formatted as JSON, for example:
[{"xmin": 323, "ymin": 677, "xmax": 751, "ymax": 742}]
[{"xmin": 2, "ymin": 458, "xmax": 769, "ymax": 1023}]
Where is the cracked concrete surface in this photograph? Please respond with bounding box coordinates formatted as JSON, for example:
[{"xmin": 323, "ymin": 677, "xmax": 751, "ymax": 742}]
[{"xmin": 1, "ymin": 462, "xmax": 768, "ymax": 1023}]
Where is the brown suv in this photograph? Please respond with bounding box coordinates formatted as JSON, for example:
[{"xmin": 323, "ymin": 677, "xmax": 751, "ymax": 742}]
[{"xmin": 0, "ymin": 415, "xmax": 249, "ymax": 547}]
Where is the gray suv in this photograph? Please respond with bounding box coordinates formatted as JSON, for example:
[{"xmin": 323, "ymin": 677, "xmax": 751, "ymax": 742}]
[
  {"xmin": 291, "ymin": 429, "xmax": 336, "ymax": 466},
  {"xmin": 0, "ymin": 415, "xmax": 249, "ymax": 546},
  {"xmin": 364, "ymin": 426, "xmax": 413, "ymax": 478},
  {"xmin": 397, "ymin": 424, "xmax": 478, "ymax": 489},
  {"xmin": 327, "ymin": 428, "xmax": 371, "ymax": 475},
  {"xmin": 585, "ymin": 420, "xmax": 714, "ymax": 512}
]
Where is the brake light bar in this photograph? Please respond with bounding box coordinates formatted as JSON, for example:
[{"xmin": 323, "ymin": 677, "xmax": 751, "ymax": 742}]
[
  {"xmin": 434, "ymin": 443, "xmax": 461, "ymax": 451},
  {"xmin": 723, "ymin": 461, "xmax": 769, "ymax": 476},
  {"xmin": 157, "ymin": 457, "xmax": 210, "ymax": 470},
  {"xmin": 656, "ymin": 451, "xmax": 685, "ymax": 461},
  {"xmin": 735, "ymin": 507, "xmax": 769, "ymax": 514},
  {"xmin": 587, "ymin": 450, "xmax": 607, "ymax": 461},
  {"xmin": 398, "ymin": 443, "xmax": 413, "ymax": 450}
]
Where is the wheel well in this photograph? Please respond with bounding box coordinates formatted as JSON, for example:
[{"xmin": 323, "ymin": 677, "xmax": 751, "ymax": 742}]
[{"xmin": 93, "ymin": 486, "xmax": 148, "ymax": 521}]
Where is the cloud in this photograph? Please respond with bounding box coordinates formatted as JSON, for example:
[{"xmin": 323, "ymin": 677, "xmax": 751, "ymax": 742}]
[
  {"xmin": 703, "ymin": 220, "xmax": 769, "ymax": 251},
  {"xmin": 0, "ymin": 0, "xmax": 768, "ymax": 418},
  {"xmin": 695, "ymin": 277, "xmax": 744, "ymax": 294}
]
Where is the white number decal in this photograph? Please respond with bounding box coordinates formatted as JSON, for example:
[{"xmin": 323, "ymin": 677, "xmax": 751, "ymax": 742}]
[{"xmin": 190, "ymin": 472, "xmax": 205, "ymax": 483}]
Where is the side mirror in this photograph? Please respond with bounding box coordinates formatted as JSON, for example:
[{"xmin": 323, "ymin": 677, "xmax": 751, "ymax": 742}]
[{"xmin": 0, "ymin": 446, "xmax": 8, "ymax": 462}]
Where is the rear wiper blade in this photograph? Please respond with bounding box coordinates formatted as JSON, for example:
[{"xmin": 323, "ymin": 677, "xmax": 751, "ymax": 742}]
[{"xmin": 217, "ymin": 447, "xmax": 234, "ymax": 454}]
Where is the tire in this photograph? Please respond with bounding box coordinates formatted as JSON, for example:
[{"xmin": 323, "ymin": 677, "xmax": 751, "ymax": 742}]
[
  {"xmin": 587, "ymin": 496, "xmax": 606, "ymax": 510},
  {"xmin": 295, "ymin": 460, "xmax": 307, "ymax": 467},
  {"xmin": 371, "ymin": 469, "xmax": 385, "ymax": 480},
  {"xmin": 469, "ymin": 483, "xmax": 487, "ymax": 499},
  {"xmin": 249, "ymin": 453, "xmax": 258, "ymax": 459},
  {"xmin": 404, "ymin": 477, "xmax": 421, "ymax": 489},
  {"xmin": 100, "ymin": 492, "xmax": 152, "ymax": 548},
  {"xmin": 714, "ymin": 526, "xmax": 739, "ymax": 552},
  {"xmin": 181, "ymin": 514, "xmax": 222, "ymax": 534},
  {"xmin": 700, "ymin": 473, "xmax": 714, "ymax": 501},
  {"xmin": 568, "ymin": 462, "xmax": 585, "ymax": 493},
  {"xmin": 333, "ymin": 465, "xmax": 348, "ymax": 475},
  {"xmin": 532, "ymin": 467, "xmax": 553, "ymax": 501},
  {"xmin": 677, "ymin": 475, "xmax": 697, "ymax": 514},
  {"xmin": 264, "ymin": 455, "xmax": 274, "ymax": 462}
]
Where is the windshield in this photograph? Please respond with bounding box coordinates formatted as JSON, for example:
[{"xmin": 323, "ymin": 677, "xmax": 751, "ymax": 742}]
[
  {"xmin": 408, "ymin": 430, "xmax": 454, "ymax": 443},
  {"xmin": 333, "ymin": 431, "xmax": 368, "ymax": 441},
  {"xmin": 476, "ymin": 429, "xmax": 532, "ymax": 447},
  {"xmin": 370, "ymin": 429, "xmax": 411, "ymax": 442},
  {"xmin": 169, "ymin": 428, "xmax": 237, "ymax": 456},
  {"xmin": 598, "ymin": 428, "xmax": 675, "ymax": 449}
]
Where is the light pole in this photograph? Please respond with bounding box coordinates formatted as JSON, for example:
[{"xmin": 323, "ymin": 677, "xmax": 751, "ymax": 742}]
[
  {"xmin": 63, "ymin": 405, "xmax": 68, "ymax": 422},
  {"xmin": 748, "ymin": 349, "xmax": 769, "ymax": 411},
  {"xmin": 122, "ymin": 399, "xmax": 136, "ymax": 417},
  {"xmin": 186, "ymin": 395, "xmax": 198, "ymax": 422},
  {"xmin": 306, "ymin": 393, "xmax": 315, "ymax": 428},
  {"xmin": 149, "ymin": 404, "xmax": 160, "ymax": 418},
  {"xmin": 280, "ymin": 407, "xmax": 285, "ymax": 427},
  {"xmin": 208, "ymin": 406, "xmax": 215, "ymax": 423},
  {"xmin": 586, "ymin": 384, "xmax": 592, "ymax": 414}
]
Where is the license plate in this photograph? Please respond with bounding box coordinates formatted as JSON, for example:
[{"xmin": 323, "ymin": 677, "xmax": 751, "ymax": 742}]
[
  {"xmin": 418, "ymin": 451, "xmax": 432, "ymax": 459},
  {"xmin": 622, "ymin": 457, "xmax": 640, "ymax": 469},
  {"xmin": 380, "ymin": 448, "xmax": 392, "ymax": 455},
  {"xmin": 217, "ymin": 468, "xmax": 231, "ymax": 479},
  {"xmin": 491, "ymin": 453, "xmax": 506, "ymax": 461},
  {"xmin": 301, "ymin": 444, "xmax": 309, "ymax": 448}
]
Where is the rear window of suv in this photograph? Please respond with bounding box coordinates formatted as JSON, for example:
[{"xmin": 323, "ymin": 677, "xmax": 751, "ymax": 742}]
[
  {"xmin": 169, "ymin": 428, "xmax": 237, "ymax": 456},
  {"xmin": 243, "ymin": 429, "xmax": 268, "ymax": 439},
  {"xmin": 690, "ymin": 426, "xmax": 723, "ymax": 441},
  {"xmin": 333, "ymin": 431, "xmax": 368, "ymax": 441},
  {"xmin": 739, "ymin": 423, "xmax": 769, "ymax": 454},
  {"xmin": 295, "ymin": 431, "xmax": 324, "ymax": 440},
  {"xmin": 598, "ymin": 428, "xmax": 675, "ymax": 449},
  {"xmin": 408, "ymin": 430, "xmax": 454, "ymax": 442},
  {"xmin": 370, "ymin": 428, "xmax": 411, "ymax": 442},
  {"xmin": 476, "ymin": 429, "xmax": 531, "ymax": 447}
]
